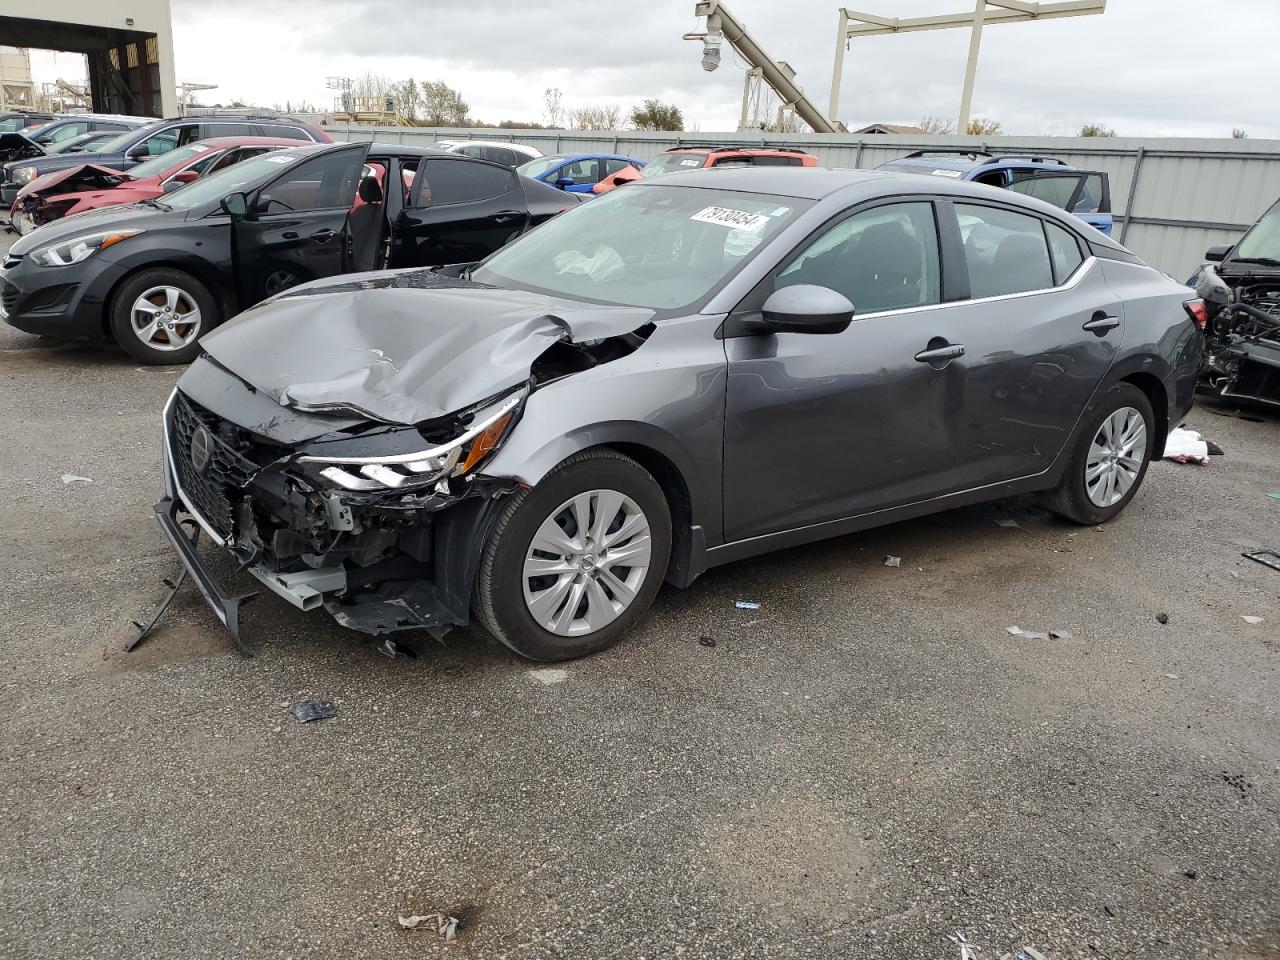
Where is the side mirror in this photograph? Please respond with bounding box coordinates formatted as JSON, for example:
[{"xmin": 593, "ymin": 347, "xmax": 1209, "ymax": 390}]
[
  {"xmin": 760, "ymin": 284, "xmax": 854, "ymax": 335},
  {"xmin": 554, "ymin": 177, "xmax": 574, "ymax": 189},
  {"xmin": 220, "ymin": 192, "xmax": 248, "ymax": 217},
  {"xmin": 127, "ymin": 145, "xmax": 149, "ymax": 160},
  {"xmin": 1204, "ymin": 244, "xmax": 1232, "ymax": 262},
  {"xmin": 162, "ymin": 170, "xmax": 199, "ymax": 193}
]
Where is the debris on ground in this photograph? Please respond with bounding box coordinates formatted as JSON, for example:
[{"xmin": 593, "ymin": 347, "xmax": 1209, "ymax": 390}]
[
  {"xmin": 1006, "ymin": 626, "xmax": 1051, "ymax": 640},
  {"xmin": 699, "ymin": 635, "xmax": 717, "ymax": 648},
  {"xmin": 60, "ymin": 473, "xmax": 93, "ymax": 485},
  {"xmin": 734, "ymin": 599, "xmax": 760, "ymax": 609},
  {"xmin": 994, "ymin": 517, "xmax": 1023, "ymax": 529},
  {"xmin": 1241, "ymin": 615, "xmax": 1264, "ymax": 625},
  {"xmin": 1003, "ymin": 948, "xmax": 1050, "ymax": 960},
  {"xmin": 1157, "ymin": 612, "xmax": 1169, "ymax": 625},
  {"xmin": 528, "ymin": 668, "xmax": 567, "ymax": 685},
  {"xmin": 883, "ymin": 556, "xmax": 901, "ymax": 568},
  {"xmin": 1242, "ymin": 549, "xmax": 1280, "ymax": 572},
  {"xmin": 1162, "ymin": 426, "xmax": 1212, "ymax": 464},
  {"xmin": 1165, "ymin": 673, "xmax": 1180, "ymax": 680},
  {"xmin": 375, "ymin": 638, "xmax": 416, "ymax": 659},
  {"xmin": 1267, "ymin": 493, "xmax": 1280, "ymax": 501},
  {"xmin": 1184, "ymin": 869, "xmax": 1199, "ymax": 879},
  {"xmin": 288, "ymin": 699, "xmax": 337, "ymax": 723},
  {"xmin": 948, "ymin": 931, "xmax": 981, "ymax": 960},
  {"xmin": 398, "ymin": 913, "xmax": 460, "ymax": 941},
  {"xmin": 1049, "ymin": 628, "xmax": 1073, "ymax": 640}
]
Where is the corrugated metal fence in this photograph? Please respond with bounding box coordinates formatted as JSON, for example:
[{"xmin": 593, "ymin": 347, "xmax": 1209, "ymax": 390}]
[{"xmin": 328, "ymin": 126, "xmax": 1280, "ymax": 281}]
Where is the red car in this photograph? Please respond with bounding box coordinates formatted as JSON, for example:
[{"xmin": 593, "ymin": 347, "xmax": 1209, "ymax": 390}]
[{"xmin": 8, "ymin": 136, "xmax": 310, "ymax": 236}]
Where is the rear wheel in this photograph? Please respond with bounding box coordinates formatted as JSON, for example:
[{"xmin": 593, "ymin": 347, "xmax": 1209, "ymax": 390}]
[
  {"xmin": 1039, "ymin": 382, "xmax": 1155, "ymax": 525},
  {"xmin": 473, "ymin": 449, "xmax": 672, "ymax": 662},
  {"xmin": 109, "ymin": 268, "xmax": 217, "ymax": 365}
]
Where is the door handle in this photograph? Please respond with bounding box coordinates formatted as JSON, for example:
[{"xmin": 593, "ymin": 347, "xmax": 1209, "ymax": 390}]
[
  {"xmin": 310, "ymin": 228, "xmax": 337, "ymax": 243},
  {"xmin": 914, "ymin": 342, "xmax": 966, "ymax": 363},
  {"xmin": 1083, "ymin": 312, "xmax": 1120, "ymax": 334},
  {"xmin": 493, "ymin": 211, "xmax": 521, "ymax": 223}
]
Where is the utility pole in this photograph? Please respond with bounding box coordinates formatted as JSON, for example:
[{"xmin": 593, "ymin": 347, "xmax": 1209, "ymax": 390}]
[{"xmin": 956, "ymin": 0, "xmax": 987, "ymax": 131}]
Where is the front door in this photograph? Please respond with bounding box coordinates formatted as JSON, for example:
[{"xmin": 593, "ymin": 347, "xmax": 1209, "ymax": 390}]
[
  {"xmin": 232, "ymin": 143, "xmax": 369, "ymax": 306},
  {"xmin": 391, "ymin": 157, "xmax": 529, "ymax": 267}
]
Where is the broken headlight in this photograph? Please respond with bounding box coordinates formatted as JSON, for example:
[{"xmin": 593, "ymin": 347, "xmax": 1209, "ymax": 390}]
[
  {"xmin": 296, "ymin": 391, "xmax": 523, "ymax": 492},
  {"xmin": 11, "ymin": 166, "xmax": 37, "ymax": 185}
]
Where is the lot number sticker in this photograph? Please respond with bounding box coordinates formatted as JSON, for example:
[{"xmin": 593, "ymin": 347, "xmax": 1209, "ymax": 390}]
[{"xmin": 691, "ymin": 206, "xmax": 771, "ymax": 230}]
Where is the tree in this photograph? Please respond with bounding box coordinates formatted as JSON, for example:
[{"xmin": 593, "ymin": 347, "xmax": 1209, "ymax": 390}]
[
  {"xmin": 964, "ymin": 117, "xmax": 1002, "ymax": 135},
  {"xmin": 498, "ymin": 119, "xmax": 545, "ymax": 129},
  {"xmin": 570, "ymin": 104, "xmax": 622, "ymax": 130},
  {"xmin": 1232, "ymin": 128, "xmax": 1249, "ymax": 139},
  {"xmin": 420, "ymin": 80, "xmax": 470, "ymax": 127},
  {"xmin": 543, "ymin": 87, "xmax": 564, "ymax": 128},
  {"xmin": 917, "ymin": 115, "xmax": 955, "ymax": 135},
  {"xmin": 1079, "ymin": 122, "xmax": 1116, "ymax": 137},
  {"xmin": 630, "ymin": 99, "xmax": 684, "ymax": 131},
  {"xmin": 396, "ymin": 77, "xmax": 421, "ymax": 121}
]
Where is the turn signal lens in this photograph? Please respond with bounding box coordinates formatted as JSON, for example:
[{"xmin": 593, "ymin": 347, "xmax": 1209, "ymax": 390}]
[
  {"xmin": 1184, "ymin": 298, "xmax": 1207, "ymax": 329},
  {"xmin": 458, "ymin": 413, "xmax": 513, "ymax": 475}
]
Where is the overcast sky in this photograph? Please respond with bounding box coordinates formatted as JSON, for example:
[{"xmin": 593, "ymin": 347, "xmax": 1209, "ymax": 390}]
[{"xmin": 27, "ymin": 0, "xmax": 1280, "ymax": 138}]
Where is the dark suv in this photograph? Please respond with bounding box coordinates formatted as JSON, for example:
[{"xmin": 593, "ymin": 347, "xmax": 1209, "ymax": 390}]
[{"xmin": 1, "ymin": 114, "xmax": 331, "ymax": 208}]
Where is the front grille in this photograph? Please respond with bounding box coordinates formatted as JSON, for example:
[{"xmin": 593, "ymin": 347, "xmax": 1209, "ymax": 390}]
[{"xmin": 169, "ymin": 393, "xmax": 262, "ymax": 539}]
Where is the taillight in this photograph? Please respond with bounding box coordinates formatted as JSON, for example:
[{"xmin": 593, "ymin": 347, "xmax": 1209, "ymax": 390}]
[{"xmin": 1184, "ymin": 298, "xmax": 1207, "ymax": 329}]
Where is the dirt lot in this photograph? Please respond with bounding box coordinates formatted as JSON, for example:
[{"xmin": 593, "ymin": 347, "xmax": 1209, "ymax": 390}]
[{"xmin": 2, "ymin": 231, "xmax": 1278, "ymax": 960}]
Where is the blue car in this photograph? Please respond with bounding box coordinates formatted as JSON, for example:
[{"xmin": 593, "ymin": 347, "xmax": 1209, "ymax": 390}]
[
  {"xmin": 876, "ymin": 150, "xmax": 1113, "ymax": 235},
  {"xmin": 516, "ymin": 153, "xmax": 646, "ymax": 195}
]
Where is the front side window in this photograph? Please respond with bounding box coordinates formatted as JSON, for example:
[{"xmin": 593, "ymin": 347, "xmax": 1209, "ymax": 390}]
[
  {"xmin": 474, "ymin": 185, "xmax": 809, "ymax": 310},
  {"xmin": 160, "ymin": 149, "xmax": 313, "ymax": 211},
  {"xmin": 254, "ymin": 151, "xmax": 362, "ymax": 213},
  {"xmin": 45, "ymin": 123, "xmax": 88, "ymax": 143},
  {"xmin": 139, "ymin": 129, "xmax": 180, "ymax": 156},
  {"xmin": 559, "ymin": 158, "xmax": 601, "ymax": 184},
  {"xmin": 957, "ymin": 203, "xmax": 1055, "ymax": 298},
  {"xmin": 778, "ymin": 202, "xmax": 941, "ymax": 314}
]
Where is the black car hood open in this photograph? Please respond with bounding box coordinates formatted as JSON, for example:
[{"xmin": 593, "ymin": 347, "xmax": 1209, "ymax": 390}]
[
  {"xmin": 200, "ymin": 269, "xmax": 656, "ymax": 425},
  {"xmin": 0, "ymin": 132, "xmax": 46, "ymax": 165}
]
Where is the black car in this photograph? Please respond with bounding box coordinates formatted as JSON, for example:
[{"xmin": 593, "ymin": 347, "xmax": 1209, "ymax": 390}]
[
  {"xmin": 0, "ymin": 142, "xmax": 579, "ymax": 363},
  {"xmin": 0, "ymin": 113, "xmax": 148, "ymax": 167},
  {"xmin": 0, "ymin": 114, "xmax": 331, "ymax": 208}
]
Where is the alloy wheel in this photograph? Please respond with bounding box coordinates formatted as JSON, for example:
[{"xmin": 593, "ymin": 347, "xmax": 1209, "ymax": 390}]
[
  {"xmin": 130, "ymin": 285, "xmax": 201, "ymax": 351},
  {"xmin": 1085, "ymin": 406, "xmax": 1147, "ymax": 507},
  {"xmin": 522, "ymin": 489, "xmax": 652, "ymax": 637}
]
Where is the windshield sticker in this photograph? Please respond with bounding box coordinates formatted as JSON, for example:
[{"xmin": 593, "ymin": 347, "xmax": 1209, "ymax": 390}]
[
  {"xmin": 679, "ymin": 158, "xmax": 702, "ymax": 167},
  {"xmin": 262, "ymin": 155, "xmax": 297, "ymax": 164},
  {"xmin": 190, "ymin": 144, "xmax": 210, "ymax": 152},
  {"xmin": 691, "ymin": 206, "xmax": 771, "ymax": 230},
  {"xmin": 930, "ymin": 168, "xmax": 964, "ymax": 178}
]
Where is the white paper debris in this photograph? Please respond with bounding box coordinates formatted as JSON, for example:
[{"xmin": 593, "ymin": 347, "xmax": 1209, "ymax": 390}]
[
  {"xmin": 995, "ymin": 518, "xmax": 1022, "ymax": 529},
  {"xmin": 1241, "ymin": 615, "xmax": 1264, "ymax": 625},
  {"xmin": 883, "ymin": 556, "xmax": 901, "ymax": 568},
  {"xmin": 528, "ymin": 668, "xmax": 567, "ymax": 685},
  {"xmin": 734, "ymin": 600, "xmax": 760, "ymax": 609},
  {"xmin": 1163, "ymin": 426, "xmax": 1210, "ymax": 464},
  {"xmin": 398, "ymin": 914, "xmax": 459, "ymax": 941},
  {"xmin": 60, "ymin": 474, "xmax": 93, "ymax": 485}
]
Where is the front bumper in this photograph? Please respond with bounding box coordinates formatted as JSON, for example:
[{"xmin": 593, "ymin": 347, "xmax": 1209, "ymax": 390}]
[
  {"xmin": 0, "ymin": 253, "xmax": 122, "ymax": 341},
  {"xmin": 1, "ymin": 182, "xmax": 22, "ymax": 208}
]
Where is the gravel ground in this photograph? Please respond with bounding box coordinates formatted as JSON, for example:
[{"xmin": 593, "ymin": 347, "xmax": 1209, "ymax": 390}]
[{"xmin": 2, "ymin": 230, "xmax": 1278, "ymax": 960}]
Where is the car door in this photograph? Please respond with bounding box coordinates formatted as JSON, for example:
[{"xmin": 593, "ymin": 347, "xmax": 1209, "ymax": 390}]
[
  {"xmin": 231, "ymin": 143, "xmax": 369, "ymax": 306},
  {"xmin": 1006, "ymin": 170, "xmax": 1113, "ymax": 235},
  {"xmin": 391, "ymin": 156, "xmax": 529, "ymax": 267},
  {"xmin": 722, "ymin": 200, "xmax": 962, "ymax": 541}
]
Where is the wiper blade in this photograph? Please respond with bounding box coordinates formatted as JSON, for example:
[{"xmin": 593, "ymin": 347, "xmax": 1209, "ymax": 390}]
[
  {"xmin": 1230, "ymin": 256, "xmax": 1280, "ymax": 267},
  {"xmin": 136, "ymin": 197, "xmax": 170, "ymax": 211}
]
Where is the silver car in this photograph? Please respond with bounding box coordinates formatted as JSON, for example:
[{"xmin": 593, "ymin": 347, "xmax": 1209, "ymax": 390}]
[{"xmin": 147, "ymin": 168, "xmax": 1205, "ymax": 661}]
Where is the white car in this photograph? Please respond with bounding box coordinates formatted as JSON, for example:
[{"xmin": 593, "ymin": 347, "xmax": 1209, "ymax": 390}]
[{"xmin": 430, "ymin": 140, "xmax": 542, "ymax": 168}]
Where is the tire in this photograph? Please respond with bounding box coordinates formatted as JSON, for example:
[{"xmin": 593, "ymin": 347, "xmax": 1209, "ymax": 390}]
[
  {"xmin": 473, "ymin": 449, "xmax": 672, "ymax": 662},
  {"xmin": 108, "ymin": 268, "xmax": 218, "ymax": 365},
  {"xmin": 1039, "ymin": 382, "xmax": 1156, "ymax": 525}
]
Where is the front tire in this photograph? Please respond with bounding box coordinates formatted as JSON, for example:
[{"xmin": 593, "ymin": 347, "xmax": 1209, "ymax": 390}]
[
  {"xmin": 1039, "ymin": 382, "xmax": 1155, "ymax": 525},
  {"xmin": 473, "ymin": 449, "xmax": 672, "ymax": 662},
  {"xmin": 109, "ymin": 268, "xmax": 217, "ymax": 365}
]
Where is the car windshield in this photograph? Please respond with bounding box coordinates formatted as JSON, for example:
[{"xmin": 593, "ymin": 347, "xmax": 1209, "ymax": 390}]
[
  {"xmin": 46, "ymin": 133, "xmax": 112, "ymax": 154},
  {"xmin": 474, "ymin": 184, "xmax": 810, "ymax": 310},
  {"xmin": 1232, "ymin": 202, "xmax": 1280, "ymax": 263},
  {"xmin": 517, "ymin": 156, "xmax": 565, "ymax": 179},
  {"xmin": 161, "ymin": 149, "xmax": 305, "ymax": 210},
  {"xmin": 642, "ymin": 153, "xmax": 708, "ymax": 177},
  {"xmin": 126, "ymin": 142, "xmax": 217, "ymax": 180}
]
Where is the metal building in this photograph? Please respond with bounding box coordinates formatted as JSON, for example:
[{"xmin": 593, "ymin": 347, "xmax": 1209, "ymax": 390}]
[{"xmin": 0, "ymin": 0, "xmax": 178, "ymax": 117}]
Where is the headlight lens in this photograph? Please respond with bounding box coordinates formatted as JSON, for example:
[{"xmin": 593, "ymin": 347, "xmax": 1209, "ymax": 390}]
[
  {"xmin": 28, "ymin": 229, "xmax": 143, "ymax": 267},
  {"xmin": 298, "ymin": 392, "xmax": 523, "ymax": 492},
  {"xmin": 12, "ymin": 166, "xmax": 37, "ymax": 185}
]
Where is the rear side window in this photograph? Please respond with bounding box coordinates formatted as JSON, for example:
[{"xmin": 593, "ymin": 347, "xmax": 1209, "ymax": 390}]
[
  {"xmin": 749, "ymin": 156, "xmax": 800, "ymax": 167},
  {"xmin": 605, "ymin": 158, "xmax": 633, "ymax": 174},
  {"xmin": 1045, "ymin": 222, "xmax": 1085, "ymax": 284},
  {"xmin": 417, "ymin": 158, "xmax": 514, "ymax": 205},
  {"xmin": 484, "ymin": 145, "xmax": 518, "ymax": 166},
  {"xmin": 206, "ymin": 122, "xmax": 256, "ymax": 138},
  {"xmin": 956, "ymin": 204, "xmax": 1055, "ymax": 298},
  {"xmin": 258, "ymin": 123, "xmax": 310, "ymax": 141}
]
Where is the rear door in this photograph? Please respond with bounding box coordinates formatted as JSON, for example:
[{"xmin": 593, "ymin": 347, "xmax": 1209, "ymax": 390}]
[
  {"xmin": 1006, "ymin": 170, "xmax": 1113, "ymax": 235},
  {"xmin": 391, "ymin": 156, "xmax": 529, "ymax": 267},
  {"xmin": 231, "ymin": 143, "xmax": 369, "ymax": 306}
]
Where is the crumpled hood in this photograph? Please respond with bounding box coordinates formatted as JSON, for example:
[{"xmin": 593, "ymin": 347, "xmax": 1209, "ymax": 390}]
[
  {"xmin": 199, "ymin": 268, "xmax": 656, "ymax": 425},
  {"xmin": 17, "ymin": 163, "xmax": 128, "ymax": 199}
]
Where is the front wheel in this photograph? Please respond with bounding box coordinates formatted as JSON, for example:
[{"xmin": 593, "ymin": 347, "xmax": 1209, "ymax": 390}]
[
  {"xmin": 108, "ymin": 268, "xmax": 218, "ymax": 365},
  {"xmin": 473, "ymin": 449, "xmax": 672, "ymax": 662},
  {"xmin": 1039, "ymin": 382, "xmax": 1155, "ymax": 525}
]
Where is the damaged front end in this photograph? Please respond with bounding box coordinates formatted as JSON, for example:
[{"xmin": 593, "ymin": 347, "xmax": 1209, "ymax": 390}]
[
  {"xmin": 10, "ymin": 164, "xmax": 128, "ymax": 235},
  {"xmin": 1196, "ymin": 268, "xmax": 1280, "ymax": 407}
]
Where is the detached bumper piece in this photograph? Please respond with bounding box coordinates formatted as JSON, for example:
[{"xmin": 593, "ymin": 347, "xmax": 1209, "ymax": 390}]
[{"xmin": 129, "ymin": 497, "xmax": 258, "ymax": 656}]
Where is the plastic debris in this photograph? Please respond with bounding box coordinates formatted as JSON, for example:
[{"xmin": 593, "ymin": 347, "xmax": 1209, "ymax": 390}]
[
  {"xmin": 1006, "ymin": 626, "xmax": 1050, "ymax": 640},
  {"xmin": 398, "ymin": 914, "xmax": 459, "ymax": 941},
  {"xmin": 288, "ymin": 699, "xmax": 337, "ymax": 723},
  {"xmin": 528, "ymin": 668, "xmax": 567, "ymax": 685},
  {"xmin": 1165, "ymin": 673, "xmax": 1180, "ymax": 680},
  {"xmin": 60, "ymin": 473, "xmax": 93, "ymax": 485},
  {"xmin": 883, "ymin": 556, "xmax": 901, "ymax": 568},
  {"xmin": 1162, "ymin": 427, "xmax": 1210, "ymax": 464},
  {"xmin": 1183, "ymin": 869, "xmax": 1198, "ymax": 880},
  {"xmin": 376, "ymin": 638, "xmax": 416, "ymax": 659},
  {"xmin": 1267, "ymin": 493, "xmax": 1280, "ymax": 501},
  {"xmin": 734, "ymin": 599, "xmax": 760, "ymax": 609},
  {"xmin": 699, "ymin": 635, "xmax": 717, "ymax": 648},
  {"xmin": 1156, "ymin": 612, "xmax": 1169, "ymax": 624},
  {"xmin": 1242, "ymin": 549, "xmax": 1280, "ymax": 572},
  {"xmin": 994, "ymin": 518, "xmax": 1023, "ymax": 529},
  {"xmin": 1241, "ymin": 615, "xmax": 1264, "ymax": 625},
  {"xmin": 948, "ymin": 931, "xmax": 981, "ymax": 960},
  {"xmin": 1049, "ymin": 628, "xmax": 1073, "ymax": 640}
]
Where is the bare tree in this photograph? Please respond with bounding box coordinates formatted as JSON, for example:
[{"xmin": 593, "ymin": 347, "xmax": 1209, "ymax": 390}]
[
  {"xmin": 570, "ymin": 104, "xmax": 622, "ymax": 130},
  {"xmin": 917, "ymin": 115, "xmax": 955, "ymax": 135},
  {"xmin": 964, "ymin": 117, "xmax": 1003, "ymax": 135},
  {"xmin": 543, "ymin": 87, "xmax": 564, "ymax": 129},
  {"xmin": 1079, "ymin": 122, "xmax": 1116, "ymax": 137}
]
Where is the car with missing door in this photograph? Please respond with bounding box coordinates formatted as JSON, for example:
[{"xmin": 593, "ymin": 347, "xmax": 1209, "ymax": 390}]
[
  {"xmin": 0, "ymin": 142, "xmax": 577, "ymax": 363},
  {"xmin": 144, "ymin": 167, "xmax": 1204, "ymax": 662}
]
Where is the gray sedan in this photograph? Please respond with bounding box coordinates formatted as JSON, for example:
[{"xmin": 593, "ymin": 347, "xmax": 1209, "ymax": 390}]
[{"xmin": 148, "ymin": 168, "xmax": 1205, "ymax": 661}]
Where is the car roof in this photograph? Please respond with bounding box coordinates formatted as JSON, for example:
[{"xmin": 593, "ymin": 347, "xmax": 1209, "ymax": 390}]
[
  {"xmin": 187, "ymin": 136, "xmax": 314, "ymax": 150},
  {"xmin": 662, "ymin": 145, "xmax": 815, "ymax": 158},
  {"xmin": 880, "ymin": 153, "xmax": 1079, "ymax": 174},
  {"xmin": 535, "ymin": 152, "xmax": 638, "ymax": 163}
]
